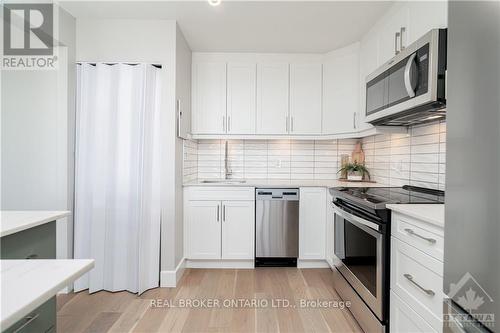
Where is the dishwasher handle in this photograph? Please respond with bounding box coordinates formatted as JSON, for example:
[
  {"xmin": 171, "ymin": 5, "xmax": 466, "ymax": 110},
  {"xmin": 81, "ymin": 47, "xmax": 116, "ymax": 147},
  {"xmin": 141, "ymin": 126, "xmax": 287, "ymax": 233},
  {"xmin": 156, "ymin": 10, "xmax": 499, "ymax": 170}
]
[{"xmin": 256, "ymin": 188, "xmax": 299, "ymax": 201}]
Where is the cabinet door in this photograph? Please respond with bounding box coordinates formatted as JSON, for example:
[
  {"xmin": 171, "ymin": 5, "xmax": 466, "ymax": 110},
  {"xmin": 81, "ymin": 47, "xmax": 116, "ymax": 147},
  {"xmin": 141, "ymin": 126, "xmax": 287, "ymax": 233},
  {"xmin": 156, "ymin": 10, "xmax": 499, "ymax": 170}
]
[
  {"xmin": 408, "ymin": 1, "xmax": 447, "ymax": 44},
  {"xmin": 390, "ymin": 291, "xmax": 436, "ymax": 333},
  {"xmin": 325, "ymin": 191, "xmax": 335, "ymax": 265},
  {"xmin": 192, "ymin": 62, "xmax": 227, "ymax": 134},
  {"xmin": 323, "ymin": 48, "xmax": 359, "ymax": 134},
  {"xmin": 256, "ymin": 63, "xmax": 289, "ymax": 134},
  {"xmin": 378, "ymin": 6, "xmax": 410, "ymax": 65},
  {"xmin": 299, "ymin": 187, "xmax": 326, "ymax": 259},
  {"xmin": 187, "ymin": 200, "xmax": 221, "ymax": 259},
  {"xmin": 227, "ymin": 63, "xmax": 256, "ymax": 134},
  {"xmin": 289, "ymin": 63, "xmax": 323, "ymax": 134},
  {"xmin": 221, "ymin": 200, "xmax": 255, "ymax": 259},
  {"xmin": 358, "ymin": 35, "xmax": 378, "ymax": 132}
]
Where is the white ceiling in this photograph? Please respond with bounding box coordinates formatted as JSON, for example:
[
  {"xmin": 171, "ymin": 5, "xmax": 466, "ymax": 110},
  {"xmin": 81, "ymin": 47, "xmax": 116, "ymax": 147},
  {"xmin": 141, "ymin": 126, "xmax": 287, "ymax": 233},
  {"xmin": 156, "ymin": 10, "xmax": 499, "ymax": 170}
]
[{"xmin": 60, "ymin": 1, "xmax": 394, "ymax": 53}]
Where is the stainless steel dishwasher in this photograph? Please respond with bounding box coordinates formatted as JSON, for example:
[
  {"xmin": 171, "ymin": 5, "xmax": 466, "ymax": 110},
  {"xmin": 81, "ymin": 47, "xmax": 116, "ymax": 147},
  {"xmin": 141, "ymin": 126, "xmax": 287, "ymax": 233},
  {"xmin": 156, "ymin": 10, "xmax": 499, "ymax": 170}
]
[{"xmin": 255, "ymin": 188, "xmax": 299, "ymax": 267}]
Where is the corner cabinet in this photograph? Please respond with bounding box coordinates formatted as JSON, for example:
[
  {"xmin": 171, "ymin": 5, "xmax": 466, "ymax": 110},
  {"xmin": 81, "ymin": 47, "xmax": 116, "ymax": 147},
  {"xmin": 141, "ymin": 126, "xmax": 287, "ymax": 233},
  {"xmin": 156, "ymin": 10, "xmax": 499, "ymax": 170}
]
[
  {"xmin": 323, "ymin": 45, "xmax": 360, "ymax": 135},
  {"xmin": 184, "ymin": 187, "xmax": 255, "ymax": 264},
  {"xmin": 299, "ymin": 187, "xmax": 326, "ymax": 260}
]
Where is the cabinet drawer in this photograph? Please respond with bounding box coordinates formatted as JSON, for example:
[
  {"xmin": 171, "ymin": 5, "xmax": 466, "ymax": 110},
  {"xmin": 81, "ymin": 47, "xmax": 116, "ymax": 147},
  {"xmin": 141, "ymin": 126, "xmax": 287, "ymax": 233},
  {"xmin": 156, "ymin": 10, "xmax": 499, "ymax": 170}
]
[
  {"xmin": 185, "ymin": 186, "xmax": 255, "ymax": 201},
  {"xmin": 390, "ymin": 291, "xmax": 437, "ymax": 333},
  {"xmin": 1, "ymin": 222, "xmax": 56, "ymax": 259},
  {"xmin": 392, "ymin": 213, "xmax": 444, "ymax": 261},
  {"xmin": 391, "ymin": 238, "xmax": 443, "ymax": 332},
  {"xmin": 4, "ymin": 297, "xmax": 56, "ymax": 333}
]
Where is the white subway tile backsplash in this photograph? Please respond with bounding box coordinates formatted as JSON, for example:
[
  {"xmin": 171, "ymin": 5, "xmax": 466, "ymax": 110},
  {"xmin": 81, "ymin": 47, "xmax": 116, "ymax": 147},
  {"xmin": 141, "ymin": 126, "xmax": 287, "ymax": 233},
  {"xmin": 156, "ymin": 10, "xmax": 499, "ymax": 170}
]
[{"xmin": 182, "ymin": 121, "xmax": 446, "ymax": 188}]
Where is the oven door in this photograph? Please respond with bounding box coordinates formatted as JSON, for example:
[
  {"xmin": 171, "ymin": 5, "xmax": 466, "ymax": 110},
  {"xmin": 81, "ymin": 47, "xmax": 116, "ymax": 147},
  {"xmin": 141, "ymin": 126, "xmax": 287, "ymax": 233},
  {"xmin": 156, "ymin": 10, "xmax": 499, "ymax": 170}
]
[{"xmin": 333, "ymin": 204, "xmax": 385, "ymax": 320}]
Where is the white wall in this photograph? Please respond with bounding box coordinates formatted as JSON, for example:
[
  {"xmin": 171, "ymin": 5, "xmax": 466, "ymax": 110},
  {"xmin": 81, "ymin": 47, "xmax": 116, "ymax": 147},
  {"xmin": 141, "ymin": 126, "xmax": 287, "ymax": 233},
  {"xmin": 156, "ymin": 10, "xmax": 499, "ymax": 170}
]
[
  {"xmin": 1, "ymin": 6, "xmax": 76, "ymax": 263},
  {"xmin": 76, "ymin": 19, "xmax": 190, "ymax": 278}
]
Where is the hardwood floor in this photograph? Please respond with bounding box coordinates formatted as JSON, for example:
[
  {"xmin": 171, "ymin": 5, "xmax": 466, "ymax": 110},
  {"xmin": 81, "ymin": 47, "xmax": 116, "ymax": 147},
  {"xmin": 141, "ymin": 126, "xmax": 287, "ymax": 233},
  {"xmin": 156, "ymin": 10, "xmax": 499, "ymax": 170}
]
[{"xmin": 57, "ymin": 268, "xmax": 362, "ymax": 333}]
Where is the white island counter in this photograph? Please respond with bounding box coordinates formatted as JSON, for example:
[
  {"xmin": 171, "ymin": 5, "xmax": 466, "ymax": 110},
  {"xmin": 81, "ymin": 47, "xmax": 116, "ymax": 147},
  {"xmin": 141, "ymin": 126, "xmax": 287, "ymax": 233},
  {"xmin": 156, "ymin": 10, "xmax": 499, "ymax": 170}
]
[
  {"xmin": 0, "ymin": 259, "xmax": 94, "ymax": 331},
  {"xmin": 0, "ymin": 211, "xmax": 70, "ymax": 237}
]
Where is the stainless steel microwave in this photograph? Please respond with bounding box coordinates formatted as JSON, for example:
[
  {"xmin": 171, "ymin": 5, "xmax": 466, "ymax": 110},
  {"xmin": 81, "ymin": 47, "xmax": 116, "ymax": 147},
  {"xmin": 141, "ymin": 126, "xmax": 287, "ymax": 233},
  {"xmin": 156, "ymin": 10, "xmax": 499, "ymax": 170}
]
[{"xmin": 365, "ymin": 29, "xmax": 447, "ymax": 126}]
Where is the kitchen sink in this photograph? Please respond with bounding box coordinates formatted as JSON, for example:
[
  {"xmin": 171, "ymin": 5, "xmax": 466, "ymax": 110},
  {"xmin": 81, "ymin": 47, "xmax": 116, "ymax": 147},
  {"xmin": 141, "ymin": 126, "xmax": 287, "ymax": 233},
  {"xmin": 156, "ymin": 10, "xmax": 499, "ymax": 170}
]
[{"xmin": 200, "ymin": 180, "xmax": 247, "ymax": 184}]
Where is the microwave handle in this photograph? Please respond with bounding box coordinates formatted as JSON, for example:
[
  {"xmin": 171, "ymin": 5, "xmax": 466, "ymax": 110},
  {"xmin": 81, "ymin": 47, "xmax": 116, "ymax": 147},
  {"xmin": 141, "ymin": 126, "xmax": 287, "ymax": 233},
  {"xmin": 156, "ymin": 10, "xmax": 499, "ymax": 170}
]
[{"xmin": 404, "ymin": 53, "xmax": 417, "ymax": 98}]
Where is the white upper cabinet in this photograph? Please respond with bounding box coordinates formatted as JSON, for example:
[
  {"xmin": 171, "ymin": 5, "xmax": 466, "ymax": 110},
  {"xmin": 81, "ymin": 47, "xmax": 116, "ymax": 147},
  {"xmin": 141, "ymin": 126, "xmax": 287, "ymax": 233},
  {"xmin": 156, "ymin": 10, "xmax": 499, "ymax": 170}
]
[
  {"xmin": 227, "ymin": 63, "xmax": 257, "ymax": 134},
  {"xmin": 377, "ymin": 5, "xmax": 410, "ymax": 65},
  {"xmin": 289, "ymin": 63, "xmax": 323, "ymax": 135},
  {"xmin": 323, "ymin": 45, "xmax": 360, "ymax": 134},
  {"xmin": 407, "ymin": 1, "xmax": 447, "ymax": 44},
  {"xmin": 358, "ymin": 34, "xmax": 378, "ymax": 132},
  {"xmin": 256, "ymin": 63, "xmax": 289, "ymax": 134},
  {"xmin": 192, "ymin": 62, "xmax": 227, "ymax": 134}
]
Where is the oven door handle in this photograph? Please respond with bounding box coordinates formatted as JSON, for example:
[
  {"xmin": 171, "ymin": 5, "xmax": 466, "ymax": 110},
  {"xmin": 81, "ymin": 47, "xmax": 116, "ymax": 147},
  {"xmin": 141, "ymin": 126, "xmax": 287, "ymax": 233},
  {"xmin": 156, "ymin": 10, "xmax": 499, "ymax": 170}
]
[{"xmin": 333, "ymin": 203, "xmax": 382, "ymax": 233}]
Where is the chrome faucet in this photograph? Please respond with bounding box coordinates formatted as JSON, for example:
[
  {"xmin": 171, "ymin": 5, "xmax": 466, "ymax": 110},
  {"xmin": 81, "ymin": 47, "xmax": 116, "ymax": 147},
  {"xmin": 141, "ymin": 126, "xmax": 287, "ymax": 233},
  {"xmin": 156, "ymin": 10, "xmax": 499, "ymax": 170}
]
[{"xmin": 224, "ymin": 141, "xmax": 232, "ymax": 179}]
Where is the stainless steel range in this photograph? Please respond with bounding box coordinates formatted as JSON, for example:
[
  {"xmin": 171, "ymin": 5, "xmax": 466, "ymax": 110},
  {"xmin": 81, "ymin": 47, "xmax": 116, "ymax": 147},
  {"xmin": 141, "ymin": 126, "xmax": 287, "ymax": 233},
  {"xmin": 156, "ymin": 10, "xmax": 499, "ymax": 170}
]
[{"xmin": 329, "ymin": 185, "xmax": 444, "ymax": 333}]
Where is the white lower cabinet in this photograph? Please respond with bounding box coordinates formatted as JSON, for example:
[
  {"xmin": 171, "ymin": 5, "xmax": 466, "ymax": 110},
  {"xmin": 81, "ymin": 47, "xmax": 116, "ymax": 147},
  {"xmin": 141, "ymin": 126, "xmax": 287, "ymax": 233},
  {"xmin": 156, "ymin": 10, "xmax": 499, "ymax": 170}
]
[
  {"xmin": 390, "ymin": 211, "xmax": 444, "ymax": 333},
  {"xmin": 299, "ymin": 187, "xmax": 326, "ymax": 260},
  {"xmin": 185, "ymin": 187, "xmax": 255, "ymax": 263},
  {"xmin": 221, "ymin": 200, "xmax": 255, "ymax": 259},
  {"xmin": 325, "ymin": 190, "xmax": 335, "ymax": 267},
  {"xmin": 390, "ymin": 291, "xmax": 436, "ymax": 333},
  {"xmin": 186, "ymin": 200, "xmax": 222, "ymax": 259}
]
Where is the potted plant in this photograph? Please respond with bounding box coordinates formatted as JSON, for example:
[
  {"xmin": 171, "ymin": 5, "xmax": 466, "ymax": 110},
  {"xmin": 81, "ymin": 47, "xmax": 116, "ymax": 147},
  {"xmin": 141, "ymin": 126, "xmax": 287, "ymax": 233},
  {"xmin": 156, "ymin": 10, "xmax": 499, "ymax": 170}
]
[{"xmin": 337, "ymin": 162, "xmax": 371, "ymax": 181}]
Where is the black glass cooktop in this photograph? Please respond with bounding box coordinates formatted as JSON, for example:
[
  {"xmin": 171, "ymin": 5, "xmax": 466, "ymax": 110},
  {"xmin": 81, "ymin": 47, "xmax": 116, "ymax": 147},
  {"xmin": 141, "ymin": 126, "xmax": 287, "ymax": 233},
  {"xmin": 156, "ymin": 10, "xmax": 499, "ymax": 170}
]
[{"xmin": 333, "ymin": 185, "xmax": 444, "ymax": 207}]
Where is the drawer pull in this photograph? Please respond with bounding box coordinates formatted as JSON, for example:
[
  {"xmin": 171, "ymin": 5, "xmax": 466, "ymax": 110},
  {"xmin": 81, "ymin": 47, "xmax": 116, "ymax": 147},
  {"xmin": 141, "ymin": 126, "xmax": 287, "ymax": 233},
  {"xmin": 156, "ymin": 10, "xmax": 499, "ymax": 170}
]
[
  {"xmin": 404, "ymin": 228, "xmax": 437, "ymax": 244},
  {"xmin": 404, "ymin": 273, "xmax": 435, "ymax": 296},
  {"xmin": 25, "ymin": 254, "xmax": 39, "ymax": 259},
  {"xmin": 13, "ymin": 313, "xmax": 40, "ymax": 333}
]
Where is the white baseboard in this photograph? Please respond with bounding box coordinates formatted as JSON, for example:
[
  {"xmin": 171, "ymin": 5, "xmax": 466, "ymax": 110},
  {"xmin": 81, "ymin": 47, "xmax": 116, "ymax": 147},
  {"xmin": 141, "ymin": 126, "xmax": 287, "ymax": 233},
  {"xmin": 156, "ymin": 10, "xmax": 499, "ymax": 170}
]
[
  {"xmin": 325, "ymin": 257, "xmax": 335, "ymax": 270},
  {"xmin": 186, "ymin": 259, "xmax": 254, "ymax": 269},
  {"xmin": 297, "ymin": 259, "xmax": 330, "ymax": 268},
  {"xmin": 160, "ymin": 258, "xmax": 186, "ymax": 287}
]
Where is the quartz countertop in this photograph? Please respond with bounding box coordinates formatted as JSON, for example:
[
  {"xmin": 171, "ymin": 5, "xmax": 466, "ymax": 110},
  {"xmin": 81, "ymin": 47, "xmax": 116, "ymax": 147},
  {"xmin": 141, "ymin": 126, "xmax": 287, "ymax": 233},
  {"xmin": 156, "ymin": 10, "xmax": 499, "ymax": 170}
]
[
  {"xmin": 386, "ymin": 204, "xmax": 445, "ymax": 227},
  {"xmin": 183, "ymin": 179, "xmax": 387, "ymax": 188},
  {"xmin": 0, "ymin": 211, "xmax": 71, "ymax": 237},
  {"xmin": 0, "ymin": 259, "xmax": 94, "ymax": 330}
]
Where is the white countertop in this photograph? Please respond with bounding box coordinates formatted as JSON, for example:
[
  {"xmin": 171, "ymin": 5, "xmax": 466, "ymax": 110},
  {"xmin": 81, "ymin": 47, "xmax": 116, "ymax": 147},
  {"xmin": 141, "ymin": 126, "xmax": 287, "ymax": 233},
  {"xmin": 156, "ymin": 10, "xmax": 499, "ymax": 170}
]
[
  {"xmin": 0, "ymin": 211, "xmax": 71, "ymax": 237},
  {"xmin": 183, "ymin": 179, "xmax": 387, "ymax": 188},
  {"xmin": 386, "ymin": 204, "xmax": 445, "ymax": 227},
  {"xmin": 1, "ymin": 259, "xmax": 94, "ymax": 330}
]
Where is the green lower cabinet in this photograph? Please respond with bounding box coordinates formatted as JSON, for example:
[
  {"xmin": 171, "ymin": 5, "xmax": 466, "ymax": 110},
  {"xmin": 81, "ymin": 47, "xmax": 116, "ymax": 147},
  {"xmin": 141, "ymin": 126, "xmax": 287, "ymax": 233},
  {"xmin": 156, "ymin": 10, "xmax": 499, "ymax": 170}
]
[
  {"xmin": 1, "ymin": 222, "xmax": 56, "ymax": 260},
  {"xmin": 1, "ymin": 221, "xmax": 57, "ymax": 333},
  {"xmin": 3, "ymin": 297, "xmax": 56, "ymax": 333}
]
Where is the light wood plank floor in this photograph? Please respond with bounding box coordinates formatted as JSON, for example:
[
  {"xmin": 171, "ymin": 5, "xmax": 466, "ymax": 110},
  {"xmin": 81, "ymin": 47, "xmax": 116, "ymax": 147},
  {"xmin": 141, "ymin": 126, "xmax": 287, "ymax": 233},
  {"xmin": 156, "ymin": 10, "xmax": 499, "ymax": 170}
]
[{"xmin": 57, "ymin": 268, "xmax": 362, "ymax": 333}]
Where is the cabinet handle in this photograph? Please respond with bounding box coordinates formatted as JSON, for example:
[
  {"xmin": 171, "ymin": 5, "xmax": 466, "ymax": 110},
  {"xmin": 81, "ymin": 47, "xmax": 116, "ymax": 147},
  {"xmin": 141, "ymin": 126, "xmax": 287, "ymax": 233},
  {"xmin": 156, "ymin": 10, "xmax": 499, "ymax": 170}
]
[
  {"xmin": 228, "ymin": 116, "xmax": 231, "ymax": 132},
  {"xmin": 217, "ymin": 205, "xmax": 220, "ymax": 222},
  {"xmin": 291, "ymin": 117, "xmax": 294, "ymax": 132},
  {"xmin": 404, "ymin": 273, "xmax": 435, "ymax": 296},
  {"xmin": 395, "ymin": 32, "xmax": 401, "ymax": 55},
  {"xmin": 400, "ymin": 27, "xmax": 406, "ymax": 51},
  {"xmin": 404, "ymin": 228, "xmax": 437, "ymax": 244},
  {"xmin": 285, "ymin": 115, "xmax": 289, "ymax": 132},
  {"xmin": 25, "ymin": 254, "xmax": 39, "ymax": 259},
  {"xmin": 353, "ymin": 113, "xmax": 357, "ymax": 129},
  {"xmin": 223, "ymin": 205, "xmax": 226, "ymax": 222},
  {"xmin": 13, "ymin": 313, "xmax": 40, "ymax": 333},
  {"xmin": 222, "ymin": 116, "xmax": 226, "ymax": 132}
]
